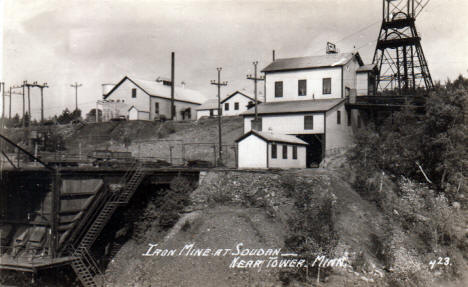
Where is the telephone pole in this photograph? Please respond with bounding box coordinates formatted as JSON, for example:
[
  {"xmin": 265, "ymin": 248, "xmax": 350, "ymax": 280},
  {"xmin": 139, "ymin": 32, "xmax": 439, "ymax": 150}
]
[
  {"xmin": 210, "ymin": 67, "xmax": 228, "ymax": 166},
  {"xmin": 170, "ymin": 52, "xmax": 175, "ymax": 120},
  {"xmin": 1, "ymin": 82, "xmax": 4, "ymax": 129},
  {"xmin": 7, "ymin": 87, "xmax": 12, "ymax": 119},
  {"xmin": 70, "ymin": 82, "xmax": 82, "ymax": 111},
  {"xmin": 10, "ymin": 86, "xmax": 23, "ymax": 120},
  {"xmin": 22, "ymin": 82, "xmax": 26, "ymax": 127},
  {"xmin": 29, "ymin": 82, "xmax": 48, "ymax": 122},
  {"xmin": 246, "ymin": 61, "xmax": 264, "ymax": 125}
]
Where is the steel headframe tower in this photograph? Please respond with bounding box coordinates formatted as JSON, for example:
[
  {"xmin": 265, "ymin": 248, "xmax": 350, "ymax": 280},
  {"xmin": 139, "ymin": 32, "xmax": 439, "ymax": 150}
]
[{"xmin": 373, "ymin": 0, "xmax": 433, "ymax": 94}]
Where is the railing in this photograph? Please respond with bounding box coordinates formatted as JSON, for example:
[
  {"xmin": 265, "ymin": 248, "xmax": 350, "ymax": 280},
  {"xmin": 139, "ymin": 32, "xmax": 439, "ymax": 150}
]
[
  {"xmin": 347, "ymin": 95, "xmax": 426, "ymax": 106},
  {"xmin": 69, "ymin": 159, "xmax": 145, "ymax": 287}
]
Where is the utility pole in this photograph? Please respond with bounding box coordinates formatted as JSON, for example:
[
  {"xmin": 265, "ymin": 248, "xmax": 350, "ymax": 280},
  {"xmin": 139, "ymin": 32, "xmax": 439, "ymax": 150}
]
[
  {"xmin": 28, "ymin": 82, "xmax": 49, "ymax": 123},
  {"xmin": 27, "ymin": 82, "xmax": 31, "ymax": 116},
  {"xmin": 8, "ymin": 87, "xmax": 23, "ymax": 119},
  {"xmin": 1, "ymin": 82, "xmax": 4, "ymax": 129},
  {"xmin": 171, "ymin": 52, "xmax": 175, "ymax": 120},
  {"xmin": 22, "ymin": 82, "xmax": 26, "ymax": 127},
  {"xmin": 246, "ymin": 61, "xmax": 264, "ymax": 127},
  {"xmin": 8, "ymin": 87, "xmax": 12, "ymax": 119},
  {"xmin": 70, "ymin": 82, "xmax": 82, "ymax": 111},
  {"xmin": 210, "ymin": 67, "xmax": 228, "ymax": 166}
]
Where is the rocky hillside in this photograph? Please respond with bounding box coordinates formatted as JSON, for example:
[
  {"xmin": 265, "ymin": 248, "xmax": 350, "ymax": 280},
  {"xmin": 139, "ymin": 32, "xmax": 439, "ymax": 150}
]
[{"xmin": 103, "ymin": 168, "xmax": 468, "ymax": 287}]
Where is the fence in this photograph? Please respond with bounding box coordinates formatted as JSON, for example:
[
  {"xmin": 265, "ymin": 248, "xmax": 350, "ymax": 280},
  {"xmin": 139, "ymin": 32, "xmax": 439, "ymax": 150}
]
[{"xmin": 132, "ymin": 139, "xmax": 237, "ymax": 167}]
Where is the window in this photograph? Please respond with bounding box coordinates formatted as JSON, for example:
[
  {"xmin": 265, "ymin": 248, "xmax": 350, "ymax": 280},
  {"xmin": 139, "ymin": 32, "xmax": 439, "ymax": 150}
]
[
  {"xmin": 282, "ymin": 145, "xmax": 288, "ymax": 159},
  {"xmin": 251, "ymin": 118, "xmax": 262, "ymax": 131},
  {"xmin": 271, "ymin": 144, "xmax": 277, "ymax": 159},
  {"xmin": 323, "ymin": 78, "xmax": 331, "ymax": 94},
  {"xmin": 293, "ymin": 146, "xmax": 297, "ymax": 160},
  {"xmin": 132, "ymin": 88, "xmax": 137, "ymax": 98},
  {"xmin": 298, "ymin": 80, "xmax": 307, "ymax": 96},
  {"xmin": 225, "ymin": 103, "xmax": 229, "ymax": 111},
  {"xmin": 347, "ymin": 111, "xmax": 351, "ymax": 126},
  {"xmin": 275, "ymin": 81, "xmax": 283, "ymax": 98},
  {"xmin": 210, "ymin": 109, "xmax": 214, "ymax": 117},
  {"xmin": 368, "ymin": 74, "xmax": 376, "ymax": 96},
  {"xmin": 337, "ymin": 110, "xmax": 341, "ymax": 125},
  {"xmin": 304, "ymin": 115, "xmax": 314, "ymax": 130},
  {"xmin": 155, "ymin": 102, "xmax": 159, "ymax": 114},
  {"xmin": 234, "ymin": 102, "xmax": 239, "ymax": 110}
]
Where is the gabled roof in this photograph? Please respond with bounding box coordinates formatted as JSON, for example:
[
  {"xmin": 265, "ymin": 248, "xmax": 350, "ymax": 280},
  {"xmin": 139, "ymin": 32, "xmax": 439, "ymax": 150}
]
[
  {"xmin": 357, "ymin": 63, "xmax": 378, "ymax": 73},
  {"xmin": 236, "ymin": 130, "xmax": 308, "ymax": 146},
  {"xmin": 241, "ymin": 98, "xmax": 344, "ymax": 116},
  {"xmin": 104, "ymin": 76, "xmax": 205, "ymax": 105},
  {"xmin": 221, "ymin": 91, "xmax": 260, "ymax": 104},
  {"xmin": 128, "ymin": 105, "xmax": 138, "ymax": 112},
  {"xmin": 196, "ymin": 91, "xmax": 262, "ymax": 111},
  {"xmin": 262, "ymin": 53, "xmax": 363, "ymax": 73}
]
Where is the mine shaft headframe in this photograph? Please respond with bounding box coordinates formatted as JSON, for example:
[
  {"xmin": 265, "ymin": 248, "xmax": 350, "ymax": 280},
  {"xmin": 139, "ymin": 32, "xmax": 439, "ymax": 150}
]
[
  {"xmin": 373, "ymin": 0, "xmax": 433, "ymax": 93},
  {"xmin": 383, "ymin": 0, "xmax": 430, "ymax": 21}
]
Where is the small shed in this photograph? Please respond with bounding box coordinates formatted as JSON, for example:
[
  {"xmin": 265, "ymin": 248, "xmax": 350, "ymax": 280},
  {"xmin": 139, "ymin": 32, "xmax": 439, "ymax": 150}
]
[
  {"xmin": 236, "ymin": 130, "xmax": 308, "ymax": 169},
  {"xmin": 128, "ymin": 106, "xmax": 150, "ymax": 121}
]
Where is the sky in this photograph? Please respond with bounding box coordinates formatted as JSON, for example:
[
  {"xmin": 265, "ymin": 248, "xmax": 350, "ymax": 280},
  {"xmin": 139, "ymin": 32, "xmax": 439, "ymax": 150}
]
[{"xmin": 1, "ymin": 0, "xmax": 467, "ymax": 119}]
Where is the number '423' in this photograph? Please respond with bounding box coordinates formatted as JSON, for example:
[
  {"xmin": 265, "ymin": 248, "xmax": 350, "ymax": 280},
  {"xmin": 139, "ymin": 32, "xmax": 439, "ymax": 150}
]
[{"xmin": 429, "ymin": 257, "xmax": 450, "ymax": 270}]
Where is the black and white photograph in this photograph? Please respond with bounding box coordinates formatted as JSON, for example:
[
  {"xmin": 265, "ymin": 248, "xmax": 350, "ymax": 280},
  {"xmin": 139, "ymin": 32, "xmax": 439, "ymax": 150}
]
[{"xmin": 0, "ymin": 0, "xmax": 467, "ymax": 286}]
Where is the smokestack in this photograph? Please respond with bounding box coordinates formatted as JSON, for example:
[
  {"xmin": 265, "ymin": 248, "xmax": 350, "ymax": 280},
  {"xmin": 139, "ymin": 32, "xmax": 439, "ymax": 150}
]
[
  {"xmin": 171, "ymin": 52, "xmax": 175, "ymax": 120},
  {"xmin": 272, "ymin": 50, "xmax": 275, "ymax": 61}
]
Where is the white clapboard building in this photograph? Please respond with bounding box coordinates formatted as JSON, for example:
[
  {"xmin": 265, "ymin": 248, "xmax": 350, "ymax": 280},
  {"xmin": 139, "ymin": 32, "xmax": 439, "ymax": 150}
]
[
  {"xmin": 236, "ymin": 130, "xmax": 307, "ymax": 169},
  {"xmin": 101, "ymin": 76, "xmax": 206, "ymax": 121},
  {"xmin": 196, "ymin": 91, "xmax": 261, "ymax": 120},
  {"xmin": 238, "ymin": 52, "xmax": 376, "ymax": 168}
]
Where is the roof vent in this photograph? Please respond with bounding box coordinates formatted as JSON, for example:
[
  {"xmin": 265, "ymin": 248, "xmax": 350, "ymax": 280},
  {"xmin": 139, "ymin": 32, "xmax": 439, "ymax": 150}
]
[
  {"xmin": 156, "ymin": 76, "xmax": 172, "ymax": 86},
  {"xmin": 326, "ymin": 42, "xmax": 338, "ymax": 54}
]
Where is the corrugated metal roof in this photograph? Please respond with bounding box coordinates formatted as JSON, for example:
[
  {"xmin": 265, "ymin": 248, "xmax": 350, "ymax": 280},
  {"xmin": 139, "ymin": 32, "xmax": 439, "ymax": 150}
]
[
  {"xmin": 242, "ymin": 98, "xmax": 344, "ymax": 115},
  {"xmin": 196, "ymin": 98, "xmax": 218, "ymax": 110},
  {"xmin": 131, "ymin": 78, "xmax": 205, "ymax": 104},
  {"xmin": 262, "ymin": 53, "xmax": 354, "ymax": 72},
  {"xmin": 237, "ymin": 130, "xmax": 308, "ymax": 145},
  {"xmin": 105, "ymin": 76, "xmax": 206, "ymax": 105}
]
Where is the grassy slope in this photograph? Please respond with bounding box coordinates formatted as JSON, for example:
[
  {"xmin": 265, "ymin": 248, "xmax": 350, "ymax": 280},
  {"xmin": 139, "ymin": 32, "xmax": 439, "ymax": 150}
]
[{"xmin": 105, "ymin": 167, "xmax": 468, "ymax": 287}]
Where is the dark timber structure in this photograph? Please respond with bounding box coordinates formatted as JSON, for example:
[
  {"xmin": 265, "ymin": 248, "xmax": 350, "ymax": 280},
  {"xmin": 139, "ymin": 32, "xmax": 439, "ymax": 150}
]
[
  {"xmin": 0, "ymin": 133, "xmax": 200, "ymax": 287},
  {"xmin": 373, "ymin": 0, "xmax": 433, "ymax": 94}
]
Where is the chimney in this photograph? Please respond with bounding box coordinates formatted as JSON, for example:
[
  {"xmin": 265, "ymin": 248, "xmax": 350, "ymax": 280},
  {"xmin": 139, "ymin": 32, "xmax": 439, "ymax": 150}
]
[
  {"xmin": 181, "ymin": 81, "xmax": 185, "ymax": 89},
  {"xmin": 272, "ymin": 50, "xmax": 275, "ymax": 61}
]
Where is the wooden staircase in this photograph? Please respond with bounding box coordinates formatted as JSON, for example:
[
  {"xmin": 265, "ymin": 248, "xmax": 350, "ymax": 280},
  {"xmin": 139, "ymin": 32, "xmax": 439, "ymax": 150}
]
[{"xmin": 70, "ymin": 161, "xmax": 146, "ymax": 287}]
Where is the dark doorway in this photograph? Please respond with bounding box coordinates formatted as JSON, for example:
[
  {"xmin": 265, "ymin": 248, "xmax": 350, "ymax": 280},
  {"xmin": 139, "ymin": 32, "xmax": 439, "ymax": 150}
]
[{"xmin": 296, "ymin": 134, "xmax": 324, "ymax": 167}]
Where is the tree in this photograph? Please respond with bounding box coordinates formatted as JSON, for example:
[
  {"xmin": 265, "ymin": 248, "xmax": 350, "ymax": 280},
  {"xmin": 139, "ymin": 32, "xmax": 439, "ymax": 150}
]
[{"xmin": 349, "ymin": 75, "xmax": 468, "ymax": 196}]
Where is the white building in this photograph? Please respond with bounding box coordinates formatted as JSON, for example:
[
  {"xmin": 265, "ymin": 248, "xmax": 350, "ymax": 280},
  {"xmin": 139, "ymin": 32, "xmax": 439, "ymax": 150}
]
[
  {"xmin": 101, "ymin": 76, "xmax": 206, "ymax": 121},
  {"xmin": 240, "ymin": 52, "xmax": 374, "ymax": 167},
  {"xmin": 195, "ymin": 98, "xmax": 219, "ymax": 120},
  {"xmin": 196, "ymin": 91, "xmax": 261, "ymax": 120},
  {"xmin": 236, "ymin": 130, "xmax": 307, "ymax": 169}
]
